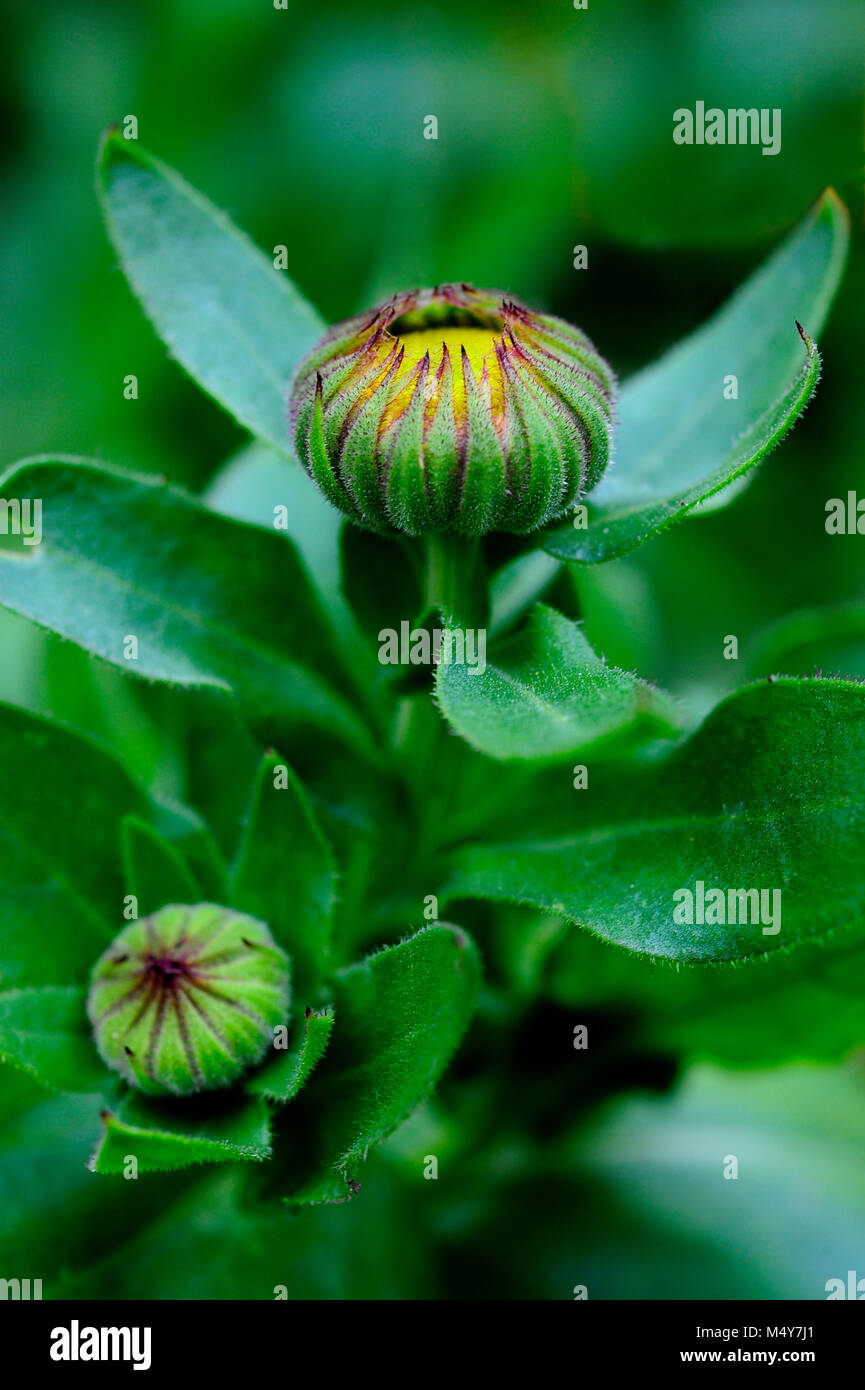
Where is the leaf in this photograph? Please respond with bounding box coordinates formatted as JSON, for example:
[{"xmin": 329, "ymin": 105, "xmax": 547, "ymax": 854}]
[
  {"xmin": 544, "ymin": 915, "xmax": 865, "ymax": 1067},
  {"xmin": 0, "ymin": 457, "xmax": 374, "ymax": 757},
  {"xmin": 230, "ymin": 752, "xmax": 338, "ymax": 996},
  {"xmin": 205, "ymin": 444, "xmax": 385, "ymax": 728},
  {"xmin": 265, "ymin": 924, "xmax": 480, "ymax": 1204},
  {"xmin": 339, "ymin": 525, "xmax": 422, "ymax": 648},
  {"xmin": 54, "ymin": 1163, "xmax": 428, "ymax": 1300},
  {"xmin": 445, "ymin": 677, "xmax": 865, "ymax": 963},
  {"xmin": 122, "ymin": 816, "xmax": 202, "ymax": 915},
  {"xmin": 747, "ymin": 601, "xmax": 865, "ymax": 680},
  {"xmin": 488, "ymin": 549, "xmax": 561, "ymax": 637},
  {"xmin": 91, "ymin": 1090, "xmax": 272, "ymax": 1174},
  {"xmin": 204, "ymin": 441, "xmax": 351, "ymax": 637},
  {"xmin": 0, "ymin": 987, "xmax": 105, "ymax": 1093},
  {"xmin": 0, "ymin": 1088, "xmax": 192, "ymax": 1285},
  {"xmin": 436, "ymin": 604, "xmax": 679, "ymax": 761},
  {"xmin": 97, "ymin": 132, "xmax": 325, "ymax": 456},
  {"xmin": 543, "ymin": 190, "xmax": 849, "ymax": 564},
  {"xmin": 0, "ymin": 701, "xmax": 195, "ymax": 988},
  {"xmin": 246, "ymin": 1008, "xmax": 334, "ymax": 1103}
]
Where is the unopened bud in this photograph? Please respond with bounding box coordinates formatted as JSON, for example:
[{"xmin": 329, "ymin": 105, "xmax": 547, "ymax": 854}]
[
  {"xmin": 87, "ymin": 904, "xmax": 290, "ymax": 1097},
  {"xmin": 289, "ymin": 283, "xmax": 616, "ymax": 536}
]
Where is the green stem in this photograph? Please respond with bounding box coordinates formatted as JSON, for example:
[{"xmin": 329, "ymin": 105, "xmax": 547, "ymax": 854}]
[{"xmin": 422, "ymin": 532, "xmax": 484, "ymax": 625}]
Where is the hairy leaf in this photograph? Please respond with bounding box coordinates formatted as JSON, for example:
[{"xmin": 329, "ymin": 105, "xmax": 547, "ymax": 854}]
[
  {"xmin": 0, "ymin": 457, "xmax": 373, "ymax": 756},
  {"xmin": 246, "ymin": 1008, "xmax": 334, "ymax": 1103},
  {"xmin": 91, "ymin": 1090, "xmax": 272, "ymax": 1174},
  {"xmin": 446, "ymin": 678, "xmax": 865, "ymax": 963},
  {"xmin": 436, "ymin": 604, "xmax": 679, "ymax": 761},
  {"xmin": 543, "ymin": 191, "xmax": 849, "ymax": 563},
  {"xmin": 267, "ymin": 925, "xmax": 480, "ymax": 1204},
  {"xmin": 98, "ymin": 133, "xmax": 325, "ymax": 455}
]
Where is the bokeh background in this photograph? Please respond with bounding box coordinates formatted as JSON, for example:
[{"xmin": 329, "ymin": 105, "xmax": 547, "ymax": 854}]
[{"xmin": 2, "ymin": 0, "xmax": 865, "ymax": 1298}]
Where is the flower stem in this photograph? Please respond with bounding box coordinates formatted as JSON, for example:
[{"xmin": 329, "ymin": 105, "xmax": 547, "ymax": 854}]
[{"xmin": 422, "ymin": 532, "xmax": 484, "ymax": 625}]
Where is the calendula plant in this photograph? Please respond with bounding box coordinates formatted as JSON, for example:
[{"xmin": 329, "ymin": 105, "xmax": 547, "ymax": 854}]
[{"xmin": 0, "ymin": 133, "xmax": 863, "ymax": 1292}]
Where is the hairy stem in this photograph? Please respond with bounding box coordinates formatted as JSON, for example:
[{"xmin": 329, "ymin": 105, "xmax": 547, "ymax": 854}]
[{"xmin": 422, "ymin": 532, "xmax": 484, "ymax": 625}]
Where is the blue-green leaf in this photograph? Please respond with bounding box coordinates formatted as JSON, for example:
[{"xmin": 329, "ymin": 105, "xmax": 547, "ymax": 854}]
[
  {"xmin": 0, "ymin": 457, "xmax": 374, "ymax": 757},
  {"xmin": 98, "ymin": 132, "xmax": 325, "ymax": 456},
  {"xmin": 543, "ymin": 191, "xmax": 849, "ymax": 563},
  {"xmin": 436, "ymin": 604, "xmax": 679, "ymax": 761},
  {"xmin": 446, "ymin": 677, "xmax": 865, "ymax": 963}
]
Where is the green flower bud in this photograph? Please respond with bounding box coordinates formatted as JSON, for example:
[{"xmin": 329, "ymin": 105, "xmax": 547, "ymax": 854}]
[
  {"xmin": 87, "ymin": 904, "xmax": 290, "ymax": 1097},
  {"xmin": 288, "ymin": 283, "xmax": 616, "ymax": 537}
]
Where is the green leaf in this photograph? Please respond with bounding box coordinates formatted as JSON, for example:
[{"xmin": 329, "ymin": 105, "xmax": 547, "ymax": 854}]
[
  {"xmin": 436, "ymin": 604, "xmax": 679, "ymax": 761},
  {"xmin": 97, "ymin": 132, "xmax": 325, "ymax": 456},
  {"xmin": 0, "ymin": 1088, "xmax": 192, "ymax": 1286},
  {"xmin": 0, "ymin": 987, "xmax": 105, "ymax": 1093},
  {"xmin": 204, "ymin": 441, "xmax": 350, "ymax": 637},
  {"xmin": 122, "ymin": 815, "xmax": 202, "ymax": 915},
  {"xmin": 488, "ymin": 549, "xmax": 561, "ymax": 637},
  {"xmin": 445, "ymin": 677, "xmax": 865, "ymax": 963},
  {"xmin": 544, "ymin": 916, "xmax": 865, "ymax": 1067},
  {"xmin": 340, "ymin": 525, "xmax": 422, "ymax": 648},
  {"xmin": 543, "ymin": 190, "xmax": 849, "ymax": 564},
  {"xmin": 91, "ymin": 1090, "xmax": 272, "ymax": 1174},
  {"xmin": 54, "ymin": 1163, "xmax": 428, "ymax": 1300},
  {"xmin": 0, "ymin": 701, "xmax": 194, "ymax": 988},
  {"xmin": 266, "ymin": 924, "xmax": 480, "ymax": 1204},
  {"xmin": 230, "ymin": 752, "xmax": 338, "ymax": 997},
  {"xmin": 747, "ymin": 601, "xmax": 865, "ymax": 681},
  {"xmin": 166, "ymin": 686, "xmax": 262, "ymax": 868},
  {"xmin": 0, "ymin": 457, "xmax": 374, "ymax": 757},
  {"xmin": 246, "ymin": 1008, "xmax": 334, "ymax": 1103}
]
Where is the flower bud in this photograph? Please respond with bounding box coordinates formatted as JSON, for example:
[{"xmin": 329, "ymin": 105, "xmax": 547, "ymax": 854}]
[
  {"xmin": 288, "ymin": 283, "xmax": 616, "ymax": 536},
  {"xmin": 87, "ymin": 904, "xmax": 290, "ymax": 1097}
]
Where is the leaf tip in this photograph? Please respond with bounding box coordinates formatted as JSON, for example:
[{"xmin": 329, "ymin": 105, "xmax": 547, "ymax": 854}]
[
  {"xmin": 96, "ymin": 123, "xmax": 125, "ymax": 173},
  {"xmin": 817, "ymin": 184, "xmax": 850, "ymax": 228}
]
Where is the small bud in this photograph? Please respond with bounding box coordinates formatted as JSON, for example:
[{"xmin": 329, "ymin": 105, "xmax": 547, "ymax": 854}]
[
  {"xmin": 87, "ymin": 904, "xmax": 290, "ymax": 1097},
  {"xmin": 288, "ymin": 283, "xmax": 616, "ymax": 536}
]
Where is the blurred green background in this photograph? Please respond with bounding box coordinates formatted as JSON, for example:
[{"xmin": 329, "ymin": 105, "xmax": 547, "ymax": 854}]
[{"xmin": 2, "ymin": 0, "xmax": 865, "ymax": 1299}]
